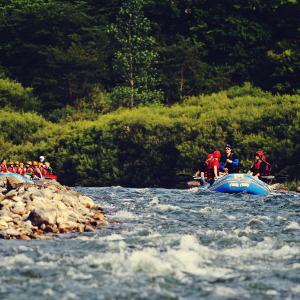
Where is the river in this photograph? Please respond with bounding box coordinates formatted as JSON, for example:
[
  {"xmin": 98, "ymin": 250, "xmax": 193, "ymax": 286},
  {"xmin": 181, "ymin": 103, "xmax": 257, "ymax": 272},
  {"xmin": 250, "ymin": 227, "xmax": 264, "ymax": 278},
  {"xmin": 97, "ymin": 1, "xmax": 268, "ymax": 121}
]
[{"xmin": 1, "ymin": 187, "xmax": 300, "ymax": 299}]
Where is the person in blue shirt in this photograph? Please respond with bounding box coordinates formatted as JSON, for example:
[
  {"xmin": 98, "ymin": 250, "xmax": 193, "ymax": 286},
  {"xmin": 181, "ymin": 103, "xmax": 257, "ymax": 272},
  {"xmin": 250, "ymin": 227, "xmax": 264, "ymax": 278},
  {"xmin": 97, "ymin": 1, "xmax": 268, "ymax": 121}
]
[{"xmin": 219, "ymin": 144, "xmax": 239, "ymax": 174}]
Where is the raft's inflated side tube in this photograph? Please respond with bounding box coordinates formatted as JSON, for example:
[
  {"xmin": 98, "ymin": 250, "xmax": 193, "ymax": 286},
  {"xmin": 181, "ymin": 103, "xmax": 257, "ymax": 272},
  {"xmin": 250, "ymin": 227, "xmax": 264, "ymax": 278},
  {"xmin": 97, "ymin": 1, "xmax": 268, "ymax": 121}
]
[
  {"xmin": 207, "ymin": 173, "xmax": 271, "ymax": 195},
  {"xmin": 0, "ymin": 172, "xmax": 57, "ymax": 182},
  {"xmin": 0, "ymin": 172, "xmax": 32, "ymax": 182}
]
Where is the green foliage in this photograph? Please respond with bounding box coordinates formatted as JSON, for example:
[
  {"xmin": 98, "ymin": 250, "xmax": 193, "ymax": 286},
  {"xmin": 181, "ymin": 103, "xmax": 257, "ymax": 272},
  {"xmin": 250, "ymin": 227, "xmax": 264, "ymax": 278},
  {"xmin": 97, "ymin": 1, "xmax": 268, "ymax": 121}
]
[
  {"xmin": 109, "ymin": 0, "xmax": 163, "ymax": 107},
  {"xmin": 0, "ymin": 109, "xmax": 48, "ymax": 146},
  {"xmin": 0, "ymin": 0, "xmax": 109, "ymax": 110},
  {"xmin": 0, "ymin": 78, "xmax": 40, "ymax": 111},
  {"xmin": 2, "ymin": 85, "xmax": 299, "ymax": 186}
]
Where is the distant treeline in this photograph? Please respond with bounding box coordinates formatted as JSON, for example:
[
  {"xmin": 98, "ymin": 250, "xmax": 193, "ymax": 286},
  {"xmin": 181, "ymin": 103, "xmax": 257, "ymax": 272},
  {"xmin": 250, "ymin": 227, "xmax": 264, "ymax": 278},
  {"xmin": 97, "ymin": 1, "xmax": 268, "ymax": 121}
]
[
  {"xmin": 1, "ymin": 84, "xmax": 299, "ymax": 187},
  {"xmin": 0, "ymin": 0, "xmax": 299, "ymax": 112}
]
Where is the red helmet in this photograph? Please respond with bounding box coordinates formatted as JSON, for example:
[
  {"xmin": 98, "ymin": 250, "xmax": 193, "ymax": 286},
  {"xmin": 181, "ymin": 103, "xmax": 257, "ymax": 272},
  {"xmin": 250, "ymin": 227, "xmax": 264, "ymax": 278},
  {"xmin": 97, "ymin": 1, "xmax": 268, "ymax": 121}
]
[
  {"xmin": 255, "ymin": 150, "xmax": 264, "ymax": 157},
  {"xmin": 213, "ymin": 151, "xmax": 221, "ymax": 158},
  {"xmin": 207, "ymin": 153, "xmax": 214, "ymax": 159}
]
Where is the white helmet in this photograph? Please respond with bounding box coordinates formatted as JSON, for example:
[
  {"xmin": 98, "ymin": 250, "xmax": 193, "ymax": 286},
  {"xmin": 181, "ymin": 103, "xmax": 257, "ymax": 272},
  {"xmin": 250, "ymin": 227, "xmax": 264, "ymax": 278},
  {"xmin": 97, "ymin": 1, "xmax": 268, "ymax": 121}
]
[{"xmin": 39, "ymin": 156, "xmax": 45, "ymax": 162}]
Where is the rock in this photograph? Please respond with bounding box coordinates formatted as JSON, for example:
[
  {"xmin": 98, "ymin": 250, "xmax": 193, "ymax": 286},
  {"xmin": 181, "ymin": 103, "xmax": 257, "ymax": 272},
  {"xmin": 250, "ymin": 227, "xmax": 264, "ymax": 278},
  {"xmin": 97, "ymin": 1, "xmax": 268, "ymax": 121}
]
[
  {"xmin": 296, "ymin": 186, "xmax": 300, "ymax": 193},
  {"xmin": 19, "ymin": 235, "xmax": 31, "ymax": 240},
  {"xmin": 6, "ymin": 177, "xmax": 23, "ymax": 191},
  {"xmin": 0, "ymin": 176, "xmax": 107, "ymax": 239},
  {"xmin": 84, "ymin": 225, "xmax": 95, "ymax": 232},
  {"xmin": 5, "ymin": 190, "xmax": 18, "ymax": 199},
  {"xmin": 6, "ymin": 228, "xmax": 20, "ymax": 237},
  {"xmin": 27, "ymin": 209, "xmax": 57, "ymax": 227},
  {"xmin": 0, "ymin": 220, "xmax": 9, "ymax": 230},
  {"xmin": 93, "ymin": 211, "xmax": 107, "ymax": 222},
  {"xmin": 270, "ymin": 183, "xmax": 289, "ymax": 191},
  {"xmin": 79, "ymin": 195, "xmax": 95, "ymax": 208},
  {"xmin": 10, "ymin": 201, "xmax": 26, "ymax": 215},
  {"xmin": 1, "ymin": 215, "xmax": 13, "ymax": 223}
]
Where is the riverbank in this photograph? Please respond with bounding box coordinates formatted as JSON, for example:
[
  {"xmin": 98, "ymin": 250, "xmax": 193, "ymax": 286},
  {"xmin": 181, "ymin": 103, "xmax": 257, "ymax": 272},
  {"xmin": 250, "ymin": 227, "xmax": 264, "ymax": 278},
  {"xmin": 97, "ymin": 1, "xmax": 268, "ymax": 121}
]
[{"xmin": 0, "ymin": 177, "xmax": 107, "ymax": 240}]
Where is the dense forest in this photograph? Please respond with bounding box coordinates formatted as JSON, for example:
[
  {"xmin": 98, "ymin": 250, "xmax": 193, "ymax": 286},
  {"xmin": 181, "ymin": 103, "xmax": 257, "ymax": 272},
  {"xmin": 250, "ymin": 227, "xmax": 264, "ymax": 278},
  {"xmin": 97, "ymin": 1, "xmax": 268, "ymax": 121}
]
[{"xmin": 0, "ymin": 0, "xmax": 299, "ymax": 186}]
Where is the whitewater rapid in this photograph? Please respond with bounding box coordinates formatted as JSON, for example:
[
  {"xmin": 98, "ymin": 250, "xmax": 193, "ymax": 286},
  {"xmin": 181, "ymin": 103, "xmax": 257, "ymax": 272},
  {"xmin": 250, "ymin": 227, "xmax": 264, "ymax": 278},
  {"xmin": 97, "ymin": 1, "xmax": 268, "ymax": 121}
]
[{"xmin": 0, "ymin": 187, "xmax": 299, "ymax": 299}]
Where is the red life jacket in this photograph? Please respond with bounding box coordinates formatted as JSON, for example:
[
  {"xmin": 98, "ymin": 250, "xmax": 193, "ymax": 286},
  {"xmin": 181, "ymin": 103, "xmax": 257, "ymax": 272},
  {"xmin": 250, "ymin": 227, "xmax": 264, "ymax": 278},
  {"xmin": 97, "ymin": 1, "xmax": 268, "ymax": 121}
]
[
  {"xmin": 33, "ymin": 167, "xmax": 42, "ymax": 178},
  {"xmin": 0, "ymin": 164, "xmax": 7, "ymax": 172},
  {"xmin": 251, "ymin": 159, "xmax": 272, "ymax": 183},
  {"xmin": 26, "ymin": 167, "xmax": 34, "ymax": 174},
  {"xmin": 206, "ymin": 159, "xmax": 219, "ymax": 182},
  {"xmin": 8, "ymin": 166, "xmax": 16, "ymax": 173}
]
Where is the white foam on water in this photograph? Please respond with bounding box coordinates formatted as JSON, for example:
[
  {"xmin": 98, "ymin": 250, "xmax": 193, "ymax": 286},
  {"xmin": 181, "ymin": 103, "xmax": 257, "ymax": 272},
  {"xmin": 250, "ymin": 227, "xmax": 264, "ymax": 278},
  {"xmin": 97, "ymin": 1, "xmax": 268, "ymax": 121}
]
[
  {"xmin": 155, "ymin": 203, "xmax": 181, "ymax": 211},
  {"xmin": 36, "ymin": 261, "xmax": 57, "ymax": 268},
  {"xmin": 110, "ymin": 210, "xmax": 140, "ymax": 220},
  {"xmin": 292, "ymin": 263, "xmax": 300, "ymax": 269},
  {"xmin": 17, "ymin": 245, "xmax": 33, "ymax": 252},
  {"xmin": 149, "ymin": 196, "xmax": 181, "ymax": 211},
  {"xmin": 61, "ymin": 291, "xmax": 78, "ymax": 300},
  {"xmin": 43, "ymin": 288, "xmax": 55, "ymax": 297},
  {"xmin": 225, "ymin": 215, "xmax": 237, "ymax": 220},
  {"xmin": 233, "ymin": 226, "xmax": 258, "ymax": 236},
  {"xmin": 285, "ymin": 221, "xmax": 300, "ymax": 230},
  {"xmin": 77, "ymin": 234, "xmax": 239, "ymax": 281},
  {"xmin": 198, "ymin": 207, "xmax": 223, "ymax": 216},
  {"xmin": 222, "ymin": 237, "xmax": 299, "ymax": 260},
  {"xmin": 66, "ymin": 268, "xmax": 93, "ymax": 280},
  {"xmin": 272, "ymin": 245, "xmax": 300, "ymax": 259},
  {"xmin": 265, "ymin": 290, "xmax": 278, "ymax": 296},
  {"xmin": 255, "ymin": 215, "xmax": 271, "ymax": 221},
  {"xmin": 127, "ymin": 248, "xmax": 173, "ymax": 275},
  {"xmin": 214, "ymin": 286, "xmax": 245, "ymax": 298},
  {"xmin": 291, "ymin": 285, "xmax": 300, "ymax": 294},
  {"xmin": 277, "ymin": 216, "xmax": 287, "ymax": 221},
  {"xmin": 149, "ymin": 197, "xmax": 159, "ymax": 205},
  {"xmin": 105, "ymin": 234, "xmax": 124, "ymax": 241},
  {"xmin": 0, "ymin": 254, "xmax": 34, "ymax": 267}
]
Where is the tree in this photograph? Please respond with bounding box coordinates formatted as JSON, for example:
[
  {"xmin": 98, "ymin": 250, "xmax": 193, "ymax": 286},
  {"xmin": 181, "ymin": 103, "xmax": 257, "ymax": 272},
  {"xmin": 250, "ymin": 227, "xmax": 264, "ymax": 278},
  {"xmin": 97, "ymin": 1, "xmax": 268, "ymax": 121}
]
[
  {"xmin": 109, "ymin": 0, "xmax": 163, "ymax": 108},
  {"xmin": 0, "ymin": 0, "xmax": 109, "ymax": 110}
]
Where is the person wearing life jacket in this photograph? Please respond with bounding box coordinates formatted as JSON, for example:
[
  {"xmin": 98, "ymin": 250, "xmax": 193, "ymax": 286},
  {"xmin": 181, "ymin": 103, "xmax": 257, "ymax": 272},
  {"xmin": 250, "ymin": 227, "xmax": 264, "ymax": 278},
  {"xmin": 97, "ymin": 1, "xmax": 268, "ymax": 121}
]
[
  {"xmin": 219, "ymin": 144, "xmax": 239, "ymax": 174},
  {"xmin": 193, "ymin": 153, "xmax": 214, "ymax": 185},
  {"xmin": 7, "ymin": 162, "xmax": 16, "ymax": 173},
  {"xmin": 206, "ymin": 151, "xmax": 221, "ymax": 183},
  {"xmin": 17, "ymin": 162, "xmax": 26, "ymax": 175},
  {"xmin": 24, "ymin": 161, "xmax": 34, "ymax": 178},
  {"xmin": 248, "ymin": 150, "xmax": 272, "ymax": 183},
  {"xmin": 0, "ymin": 159, "xmax": 7, "ymax": 173},
  {"xmin": 43, "ymin": 162, "xmax": 54, "ymax": 176},
  {"xmin": 32, "ymin": 161, "xmax": 43, "ymax": 178}
]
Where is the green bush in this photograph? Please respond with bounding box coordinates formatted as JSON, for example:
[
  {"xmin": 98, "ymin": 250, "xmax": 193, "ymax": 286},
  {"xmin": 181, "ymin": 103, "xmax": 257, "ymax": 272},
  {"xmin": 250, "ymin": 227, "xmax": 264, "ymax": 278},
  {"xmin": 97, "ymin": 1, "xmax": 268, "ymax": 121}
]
[
  {"xmin": 0, "ymin": 78, "xmax": 40, "ymax": 111},
  {"xmin": 2, "ymin": 85, "xmax": 299, "ymax": 186}
]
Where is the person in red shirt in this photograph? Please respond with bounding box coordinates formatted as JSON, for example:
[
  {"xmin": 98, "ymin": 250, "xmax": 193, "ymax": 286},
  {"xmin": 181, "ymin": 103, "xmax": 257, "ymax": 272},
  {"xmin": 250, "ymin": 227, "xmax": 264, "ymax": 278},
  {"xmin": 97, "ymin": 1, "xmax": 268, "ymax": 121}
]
[
  {"xmin": 0, "ymin": 160, "xmax": 7, "ymax": 173},
  {"xmin": 7, "ymin": 162, "xmax": 16, "ymax": 173},
  {"xmin": 206, "ymin": 151, "xmax": 221, "ymax": 183},
  {"xmin": 248, "ymin": 150, "xmax": 272, "ymax": 183},
  {"xmin": 24, "ymin": 161, "xmax": 34, "ymax": 178},
  {"xmin": 16, "ymin": 162, "xmax": 26, "ymax": 175}
]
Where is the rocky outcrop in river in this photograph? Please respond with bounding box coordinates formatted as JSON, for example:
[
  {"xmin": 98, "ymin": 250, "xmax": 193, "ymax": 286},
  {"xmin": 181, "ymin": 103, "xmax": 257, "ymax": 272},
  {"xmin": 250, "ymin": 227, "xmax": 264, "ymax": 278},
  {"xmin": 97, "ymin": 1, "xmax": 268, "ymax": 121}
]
[{"xmin": 0, "ymin": 177, "xmax": 107, "ymax": 240}]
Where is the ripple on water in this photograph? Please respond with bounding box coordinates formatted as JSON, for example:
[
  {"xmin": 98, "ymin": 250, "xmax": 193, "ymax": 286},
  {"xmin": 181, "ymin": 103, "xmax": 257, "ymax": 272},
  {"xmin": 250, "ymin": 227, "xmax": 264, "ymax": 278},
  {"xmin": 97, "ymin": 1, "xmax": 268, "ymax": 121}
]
[{"xmin": 1, "ymin": 187, "xmax": 300, "ymax": 300}]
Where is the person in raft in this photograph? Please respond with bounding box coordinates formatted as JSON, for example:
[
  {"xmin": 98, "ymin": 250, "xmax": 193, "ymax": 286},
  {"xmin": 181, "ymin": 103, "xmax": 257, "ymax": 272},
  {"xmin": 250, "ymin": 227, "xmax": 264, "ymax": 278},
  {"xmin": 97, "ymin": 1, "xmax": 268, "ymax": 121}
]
[
  {"xmin": 0, "ymin": 159, "xmax": 7, "ymax": 173},
  {"xmin": 206, "ymin": 150, "xmax": 221, "ymax": 183},
  {"xmin": 248, "ymin": 150, "xmax": 272, "ymax": 183},
  {"xmin": 192, "ymin": 153, "xmax": 214, "ymax": 186},
  {"xmin": 219, "ymin": 144, "xmax": 239, "ymax": 174}
]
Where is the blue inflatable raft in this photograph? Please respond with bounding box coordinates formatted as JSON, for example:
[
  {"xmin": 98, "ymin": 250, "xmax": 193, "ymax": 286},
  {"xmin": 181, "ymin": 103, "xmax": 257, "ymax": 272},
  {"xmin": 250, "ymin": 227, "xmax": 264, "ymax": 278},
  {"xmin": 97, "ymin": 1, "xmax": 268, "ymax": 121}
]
[
  {"xmin": 0, "ymin": 172, "xmax": 34, "ymax": 182},
  {"xmin": 204, "ymin": 173, "xmax": 271, "ymax": 195}
]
